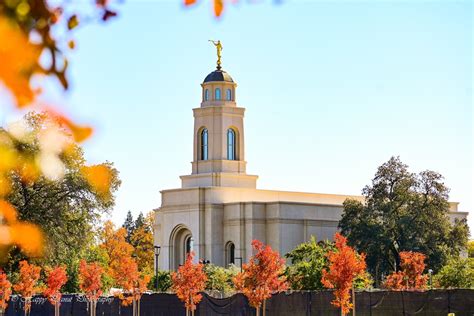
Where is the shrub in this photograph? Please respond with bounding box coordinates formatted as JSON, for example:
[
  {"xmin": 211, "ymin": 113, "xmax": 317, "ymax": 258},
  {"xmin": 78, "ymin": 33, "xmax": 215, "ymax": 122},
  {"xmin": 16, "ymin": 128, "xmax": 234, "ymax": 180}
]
[{"xmin": 434, "ymin": 257, "xmax": 474, "ymax": 289}]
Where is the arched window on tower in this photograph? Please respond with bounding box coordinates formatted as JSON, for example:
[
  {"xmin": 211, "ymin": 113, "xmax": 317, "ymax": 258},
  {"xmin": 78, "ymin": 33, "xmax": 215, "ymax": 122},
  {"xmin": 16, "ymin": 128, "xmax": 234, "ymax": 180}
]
[
  {"xmin": 215, "ymin": 88, "xmax": 221, "ymax": 100},
  {"xmin": 200, "ymin": 128, "xmax": 208, "ymax": 160},
  {"xmin": 204, "ymin": 89, "xmax": 209, "ymax": 101},
  {"xmin": 227, "ymin": 128, "xmax": 236, "ymax": 160},
  {"xmin": 226, "ymin": 89, "xmax": 232, "ymax": 101},
  {"xmin": 225, "ymin": 242, "xmax": 235, "ymax": 266}
]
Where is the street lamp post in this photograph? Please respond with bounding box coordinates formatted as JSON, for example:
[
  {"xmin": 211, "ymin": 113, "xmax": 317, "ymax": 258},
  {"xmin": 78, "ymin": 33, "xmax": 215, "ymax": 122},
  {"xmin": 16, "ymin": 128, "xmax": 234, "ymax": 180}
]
[{"xmin": 154, "ymin": 245, "xmax": 161, "ymax": 292}]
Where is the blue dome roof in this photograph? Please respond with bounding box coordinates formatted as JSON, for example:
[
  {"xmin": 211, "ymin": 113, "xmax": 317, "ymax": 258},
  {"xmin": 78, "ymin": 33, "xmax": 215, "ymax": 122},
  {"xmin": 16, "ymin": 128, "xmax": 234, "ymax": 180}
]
[{"xmin": 203, "ymin": 70, "xmax": 234, "ymax": 83}]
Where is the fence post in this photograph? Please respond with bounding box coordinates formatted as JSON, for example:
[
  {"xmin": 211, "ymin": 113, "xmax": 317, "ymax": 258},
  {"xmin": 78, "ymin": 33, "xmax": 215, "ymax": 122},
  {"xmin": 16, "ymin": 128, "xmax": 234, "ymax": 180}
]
[
  {"xmin": 447, "ymin": 289, "xmax": 451, "ymax": 314},
  {"xmin": 307, "ymin": 291, "xmax": 311, "ymax": 316},
  {"xmin": 401, "ymin": 291, "xmax": 406, "ymax": 316},
  {"xmin": 352, "ymin": 286, "xmax": 356, "ymax": 316}
]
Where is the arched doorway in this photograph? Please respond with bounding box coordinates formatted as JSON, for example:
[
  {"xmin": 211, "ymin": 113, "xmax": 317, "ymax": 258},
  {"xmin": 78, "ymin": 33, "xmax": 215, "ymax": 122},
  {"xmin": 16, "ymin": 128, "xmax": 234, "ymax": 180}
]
[{"xmin": 169, "ymin": 225, "xmax": 193, "ymax": 270}]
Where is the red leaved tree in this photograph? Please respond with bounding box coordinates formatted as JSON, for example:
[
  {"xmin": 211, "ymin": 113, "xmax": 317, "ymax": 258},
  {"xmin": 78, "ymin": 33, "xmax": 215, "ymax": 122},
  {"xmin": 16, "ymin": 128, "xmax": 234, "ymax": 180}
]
[
  {"xmin": 0, "ymin": 269, "xmax": 12, "ymax": 316},
  {"xmin": 13, "ymin": 261, "xmax": 41, "ymax": 316},
  {"xmin": 321, "ymin": 233, "xmax": 366, "ymax": 316},
  {"xmin": 78, "ymin": 260, "xmax": 104, "ymax": 316},
  {"xmin": 384, "ymin": 251, "xmax": 428, "ymax": 290},
  {"xmin": 43, "ymin": 266, "xmax": 68, "ymax": 316},
  {"xmin": 233, "ymin": 240, "xmax": 288, "ymax": 316},
  {"xmin": 171, "ymin": 251, "xmax": 207, "ymax": 316}
]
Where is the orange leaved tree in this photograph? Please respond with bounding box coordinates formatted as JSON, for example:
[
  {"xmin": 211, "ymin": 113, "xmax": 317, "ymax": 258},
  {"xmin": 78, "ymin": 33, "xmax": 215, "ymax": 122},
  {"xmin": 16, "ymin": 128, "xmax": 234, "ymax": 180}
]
[
  {"xmin": 113, "ymin": 255, "xmax": 151, "ymax": 316},
  {"xmin": 43, "ymin": 266, "xmax": 68, "ymax": 316},
  {"xmin": 78, "ymin": 260, "xmax": 104, "ymax": 316},
  {"xmin": 100, "ymin": 221, "xmax": 134, "ymax": 278},
  {"xmin": 384, "ymin": 251, "xmax": 428, "ymax": 290},
  {"xmin": 234, "ymin": 240, "xmax": 288, "ymax": 316},
  {"xmin": 13, "ymin": 261, "xmax": 41, "ymax": 316},
  {"xmin": 0, "ymin": 269, "xmax": 12, "ymax": 316},
  {"xmin": 171, "ymin": 252, "xmax": 207, "ymax": 316},
  {"xmin": 113, "ymin": 256, "xmax": 139, "ymax": 315},
  {"xmin": 321, "ymin": 233, "xmax": 366, "ymax": 316}
]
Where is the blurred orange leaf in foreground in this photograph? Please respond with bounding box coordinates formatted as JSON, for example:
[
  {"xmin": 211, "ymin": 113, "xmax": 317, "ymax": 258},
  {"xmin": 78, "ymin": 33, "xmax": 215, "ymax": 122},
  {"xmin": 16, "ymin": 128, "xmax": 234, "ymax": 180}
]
[
  {"xmin": 52, "ymin": 112, "xmax": 94, "ymax": 143},
  {"xmin": 0, "ymin": 200, "xmax": 17, "ymax": 224},
  {"xmin": 0, "ymin": 200, "xmax": 44, "ymax": 258},
  {"xmin": 81, "ymin": 165, "xmax": 112, "ymax": 197},
  {"xmin": 184, "ymin": 0, "xmax": 225, "ymax": 17},
  {"xmin": 0, "ymin": 16, "xmax": 41, "ymax": 107}
]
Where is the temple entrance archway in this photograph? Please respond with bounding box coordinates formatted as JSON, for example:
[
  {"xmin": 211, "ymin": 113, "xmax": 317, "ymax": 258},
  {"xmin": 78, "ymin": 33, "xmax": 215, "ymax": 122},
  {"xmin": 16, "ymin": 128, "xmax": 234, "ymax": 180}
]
[{"xmin": 169, "ymin": 225, "xmax": 193, "ymax": 270}]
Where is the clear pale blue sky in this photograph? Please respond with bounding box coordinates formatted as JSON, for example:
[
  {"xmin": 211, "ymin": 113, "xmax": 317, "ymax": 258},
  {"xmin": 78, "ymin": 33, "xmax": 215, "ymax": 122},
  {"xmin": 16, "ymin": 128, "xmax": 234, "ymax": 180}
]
[{"xmin": 1, "ymin": 1, "xmax": 473, "ymax": 231}]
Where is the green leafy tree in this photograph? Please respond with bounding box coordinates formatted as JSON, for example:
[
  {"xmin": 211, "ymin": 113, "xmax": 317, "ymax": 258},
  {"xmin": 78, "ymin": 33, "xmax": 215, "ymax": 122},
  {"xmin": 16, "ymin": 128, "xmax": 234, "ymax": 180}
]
[
  {"xmin": 2, "ymin": 113, "xmax": 121, "ymax": 285},
  {"xmin": 434, "ymin": 257, "xmax": 474, "ymax": 289},
  {"xmin": 339, "ymin": 157, "xmax": 469, "ymax": 282},
  {"xmin": 285, "ymin": 236, "xmax": 333, "ymax": 290},
  {"xmin": 468, "ymin": 241, "xmax": 474, "ymax": 258},
  {"xmin": 353, "ymin": 271, "xmax": 374, "ymax": 290},
  {"xmin": 203, "ymin": 264, "xmax": 239, "ymax": 295},
  {"xmin": 149, "ymin": 270, "xmax": 172, "ymax": 292}
]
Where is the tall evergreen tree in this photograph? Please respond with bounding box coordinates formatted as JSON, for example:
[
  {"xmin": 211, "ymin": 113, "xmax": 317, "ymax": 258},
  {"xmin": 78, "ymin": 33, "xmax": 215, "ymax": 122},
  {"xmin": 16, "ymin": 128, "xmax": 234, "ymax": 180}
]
[
  {"xmin": 122, "ymin": 211, "xmax": 134, "ymax": 243},
  {"xmin": 134, "ymin": 212, "xmax": 145, "ymax": 232}
]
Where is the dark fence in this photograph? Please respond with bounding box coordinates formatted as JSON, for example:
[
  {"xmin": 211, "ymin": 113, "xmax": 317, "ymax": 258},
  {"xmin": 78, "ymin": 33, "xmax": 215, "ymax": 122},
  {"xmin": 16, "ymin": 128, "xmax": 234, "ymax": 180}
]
[{"xmin": 4, "ymin": 290, "xmax": 474, "ymax": 316}]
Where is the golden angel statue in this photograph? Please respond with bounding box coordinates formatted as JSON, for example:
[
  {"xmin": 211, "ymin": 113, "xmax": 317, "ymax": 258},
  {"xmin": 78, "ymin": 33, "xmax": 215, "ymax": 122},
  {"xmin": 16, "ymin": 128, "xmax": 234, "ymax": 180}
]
[{"xmin": 209, "ymin": 40, "xmax": 223, "ymax": 69}]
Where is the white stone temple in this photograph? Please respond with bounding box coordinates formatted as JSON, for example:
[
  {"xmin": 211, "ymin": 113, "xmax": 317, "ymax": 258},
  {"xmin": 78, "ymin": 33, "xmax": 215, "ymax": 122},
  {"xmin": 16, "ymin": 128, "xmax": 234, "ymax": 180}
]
[{"xmin": 153, "ymin": 61, "xmax": 468, "ymax": 271}]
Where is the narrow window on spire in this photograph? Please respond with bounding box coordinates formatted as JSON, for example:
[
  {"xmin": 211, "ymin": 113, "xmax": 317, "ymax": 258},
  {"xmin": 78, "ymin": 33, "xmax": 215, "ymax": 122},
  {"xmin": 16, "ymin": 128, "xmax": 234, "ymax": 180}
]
[
  {"xmin": 215, "ymin": 88, "xmax": 221, "ymax": 100},
  {"xmin": 204, "ymin": 89, "xmax": 209, "ymax": 101},
  {"xmin": 227, "ymin": 128, "xmax": 236, "ymax": 160},
  {"xmin": 226, "ymin": 89, "xmax": 232, "ymax": 101},
  {"xmin": 201, "ymin": 128, "xmax": 208, "ymax": 160}
]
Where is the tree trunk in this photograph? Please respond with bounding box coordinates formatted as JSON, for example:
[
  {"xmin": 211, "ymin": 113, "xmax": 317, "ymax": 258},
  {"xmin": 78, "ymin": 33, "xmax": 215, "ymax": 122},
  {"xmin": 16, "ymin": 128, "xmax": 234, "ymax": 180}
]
[
  {"xmin": 25, "ymin": 297, "xmax": 31, "ymax": 316},
  {"xmin": 263, "ymin": 300, "xmax": 266, "ymax": 316},
  {"xmin": 92, "ymin": 300, "xmax": 96, "ymax": 316}
]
